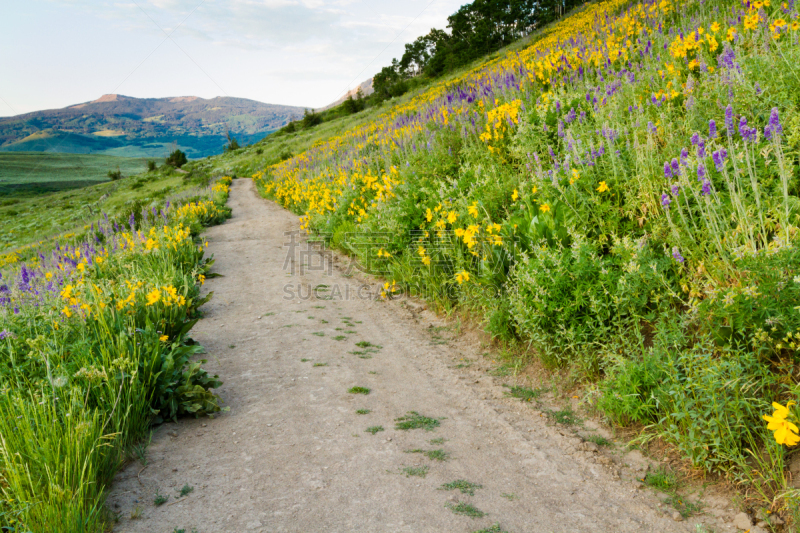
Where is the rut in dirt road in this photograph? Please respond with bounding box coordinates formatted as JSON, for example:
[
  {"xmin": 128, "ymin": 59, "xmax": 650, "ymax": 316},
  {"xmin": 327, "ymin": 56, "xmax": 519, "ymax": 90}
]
[{"xmin": 108, "ymin": 178, "xmax": 706, "ymax": 533}]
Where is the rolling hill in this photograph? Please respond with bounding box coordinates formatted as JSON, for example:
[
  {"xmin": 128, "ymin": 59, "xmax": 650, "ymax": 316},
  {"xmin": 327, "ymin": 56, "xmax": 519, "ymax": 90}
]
[{"xmin": 0, "ymin": 94, "xmax": 305, "ymax": 158}]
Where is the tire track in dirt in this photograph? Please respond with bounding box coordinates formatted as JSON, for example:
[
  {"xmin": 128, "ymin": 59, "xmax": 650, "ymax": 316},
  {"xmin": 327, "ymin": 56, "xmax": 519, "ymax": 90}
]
[{"xmin": 109, "ymin": 178, "xmax": 718, "ymax": 533}]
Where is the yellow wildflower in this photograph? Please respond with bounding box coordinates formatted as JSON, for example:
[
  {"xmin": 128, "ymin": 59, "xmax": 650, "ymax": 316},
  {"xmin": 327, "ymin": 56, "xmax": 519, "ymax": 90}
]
[
  {"xmin": 512, "ymin": 189, "xmax": 519, "ymax": 201},
  {"xmin": 146, "ymin": 290, "xmax": 161, "ymax": 306},
  {"xmin": 763, "ymin": 402, "xmax": 799, "ymax": 446},
  {"xmin": 597, "ymin": 181, "xmax": 610, "ymax": 193},
  {"xmin": 540, "ymin": 203, "xmax": 551, "ymax": 213},
  {"xmin": 455, "ymin": 271, "xmax": 470, "ymax": 284}
]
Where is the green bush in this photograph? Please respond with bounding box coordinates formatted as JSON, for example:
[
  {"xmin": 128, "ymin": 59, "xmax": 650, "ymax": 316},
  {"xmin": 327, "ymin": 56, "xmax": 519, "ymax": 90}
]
[
  {"xmin": 509, "ymin": 235, "xmax": 676, "ymax": 368},
  {"xmin": 166, "ymin": 149, "xmax": 187, "ymax": 168}
]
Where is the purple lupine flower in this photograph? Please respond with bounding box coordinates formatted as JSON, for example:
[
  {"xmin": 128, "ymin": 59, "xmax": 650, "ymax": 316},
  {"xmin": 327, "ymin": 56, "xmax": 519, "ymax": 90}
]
[
  {"xmin": 648, "ymin": 121, "xmax": 657, "ymax": 134},
  {"xmin": 664, "ymin": 162, "xmax": 672, "ymax": 178},
  {"xmin": 697, "ymin": 139, "xmax": 706, "ymax": 158},
  {"xmin": 691, "ymin": 132, "xmax": 701, "ymax": 146},
  {"xmin": 712, "ymin": 149, "xmax": 729, "ymax": 171},
  {"xmin": 709, "ymin": 119, "xmax": 717, "ymax": 139},
  {"xmin": 697, "ymin": 163, "xmax": 706, "ymax": 180},
  {"xmin": 718, "ymin": 43, "xmax": 738, "ymax": 70},
  {"xmin": 680, "ymin": 148, "xmax": 689, "ymax": 166},
  {"xmin": 0, "ymin": 330, "xmax": 11, "ymax": 340},
  {"xmin": 129, "ymin": 213, "xmax": 136, "ymax": 230},
  {"xmin": 739, "ymin": 116, "xmax": 748, "ymax": 137},
  {"xmin": 755, "ymin": 83, "xmax": 762, "ymax": 95},
  {"xmin": 672, "ymin": 247, "xmax": 685, "ymax": 263},
  {"xmin": 701, "ymin": 179, "xmax": 712, "ymax": 196},
  {"xmin": 765, "ymin": 107, "xmax": 783, "ymax": 140},
  {"xmin": 671, "ymin": 158, "xmax": 681, "ymax": 176},
  {"xmin": 671, "ymin": 184, "xmax": 681, "ymax": 196},
  {"xmin": 725, "ymin": 105, "xmax": 735, "ymax": 136},
  {"xmin": 661, "ymin": 193, "xmax": 671, "ymax": 208}
]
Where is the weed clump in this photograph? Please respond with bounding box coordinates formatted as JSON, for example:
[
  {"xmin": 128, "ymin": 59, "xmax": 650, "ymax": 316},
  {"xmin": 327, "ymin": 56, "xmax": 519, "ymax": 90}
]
[
  {"xmin": 439, "ymin": 479, "xmax": 482, "ymax": 496},
  {"xmin": 394, "ymin": 412, "xmax": 441, "ymax": 431}
]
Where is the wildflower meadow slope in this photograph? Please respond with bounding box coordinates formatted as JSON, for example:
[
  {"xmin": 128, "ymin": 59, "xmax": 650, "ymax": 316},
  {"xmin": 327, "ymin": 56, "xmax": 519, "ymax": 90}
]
[
  {"xmin": 254, "ymin": 0, "xmax": 800, "ymax": 519},
  {"xmin": 0, "ymin": 178, "xmax": 231, "ymax": 531}
]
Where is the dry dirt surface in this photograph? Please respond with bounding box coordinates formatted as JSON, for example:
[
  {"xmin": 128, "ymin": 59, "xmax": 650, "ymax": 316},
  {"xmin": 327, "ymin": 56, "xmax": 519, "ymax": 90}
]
[{"xmin": 109, "ymin": 179, "xmax": 734, "ymax": 533}]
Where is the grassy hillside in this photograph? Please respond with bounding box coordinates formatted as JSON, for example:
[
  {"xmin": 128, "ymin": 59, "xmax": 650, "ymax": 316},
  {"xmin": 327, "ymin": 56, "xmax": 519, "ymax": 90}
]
[
  {"xmin": 236, "ymin": 0, "xmax": 800, "ymax": 523},
  {"xmin": 0, "ymin": 152, "xmax": 156, "ymax": 195},
  {"xmin": 0, "ymin": 160, "xmax": 222, "ymax": 255}
]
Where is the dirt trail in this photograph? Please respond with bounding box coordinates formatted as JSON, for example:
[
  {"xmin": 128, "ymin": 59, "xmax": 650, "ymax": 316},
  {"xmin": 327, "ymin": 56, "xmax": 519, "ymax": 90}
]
[{"xmin": 109, "ymin": 179, "xmax": 726, "ymax": 533}]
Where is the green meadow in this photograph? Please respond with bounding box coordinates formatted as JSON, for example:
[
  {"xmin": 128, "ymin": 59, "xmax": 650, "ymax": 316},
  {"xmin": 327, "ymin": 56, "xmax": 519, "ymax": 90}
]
[{"xmin": 0, "ymin": 152, "xmax": 157, "ymax": 196}]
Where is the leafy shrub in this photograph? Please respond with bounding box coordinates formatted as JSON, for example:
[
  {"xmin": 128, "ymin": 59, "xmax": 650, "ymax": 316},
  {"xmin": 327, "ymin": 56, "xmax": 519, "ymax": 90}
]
[
  {"xmin": 108, "ymin": 168, "xmax": 123, "ymax": 180},
  {"xmin": 659, "ymin": 339, "xmax": 778, "ymax": 472},
  {"xmin": 509, "ymin": 235, "xmax": 676, "ymax": 369},
  {"xmin": 694, "ymin": 246, "xmax": 800, "ymax": 358},
  {"xmin": 598, "ymin": 351, "xmax": 667, "ymax": 426},
  {"xmin": 147, "ymin": 160, "xmax": 157, "ymax": 172}
]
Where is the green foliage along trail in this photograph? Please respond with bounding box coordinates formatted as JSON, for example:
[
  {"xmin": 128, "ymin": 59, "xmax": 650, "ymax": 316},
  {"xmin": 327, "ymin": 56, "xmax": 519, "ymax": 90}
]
[{"xmin": 0, "ymin": 179, "xmax": 232, "ymax": 530}]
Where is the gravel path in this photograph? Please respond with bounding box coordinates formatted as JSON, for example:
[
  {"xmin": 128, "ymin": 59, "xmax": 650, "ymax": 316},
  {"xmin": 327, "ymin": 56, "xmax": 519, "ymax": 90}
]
[{"xmin": 108, "ymin": 178, "xmax": 718, "ymax": 533}]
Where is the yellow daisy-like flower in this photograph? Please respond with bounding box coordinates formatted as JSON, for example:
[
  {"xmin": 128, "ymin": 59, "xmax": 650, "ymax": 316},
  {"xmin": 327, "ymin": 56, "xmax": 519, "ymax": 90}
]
[
  {"xmin": 421, "ymin": 256, "xmax": 431, "ymax": 266},
  {"xmin": 540, "ymin": 203, "xmax": 551, "ymax": 213},
  {"xmin": 468, "ymin": 202, "xmax": 479, "ymax": 218},
  {"xmin": 763, "ymin": 402, "xmax": 800, "ymax": 446},
  {"xmin": 455, "ymin": 271, "xmax": 470, "ymax": 284},
  {"xmin": 511, "ymin": 189, "xmax": 519, "ymax": 201},
  {"xmin": 597, "ymin": 181, "xmax": 610, "ymax": 193},
  {"xmin": 425, "ymin": 208, "xmax": 433, "ymax": 222},
  {"xmin": 159, "ymin": 335, "xmax": 169, "ymax": 342},
  {"xmin": 146, "ymin": 289, "xmax": 161, "ymax": 306},
  {"xmin": 447, "ymin": 211, "xmax": 458, "ymax": 224}
]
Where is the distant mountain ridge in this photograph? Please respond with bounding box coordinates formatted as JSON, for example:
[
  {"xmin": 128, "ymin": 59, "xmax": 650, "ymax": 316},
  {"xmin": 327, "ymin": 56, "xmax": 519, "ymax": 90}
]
[
  {"xmin": 0, "ymin": 94, "xmax": 305, "ymax": 158},
  {"xmin": 320, "ymin": 79, "xmax": 374, "ymax": 111}
]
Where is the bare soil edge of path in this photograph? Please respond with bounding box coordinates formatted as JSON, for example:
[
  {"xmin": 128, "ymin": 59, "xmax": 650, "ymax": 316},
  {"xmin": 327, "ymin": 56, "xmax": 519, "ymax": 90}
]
[{"xmin": 108, "ymin": 178, "xmax": 739, "ymax": 533}]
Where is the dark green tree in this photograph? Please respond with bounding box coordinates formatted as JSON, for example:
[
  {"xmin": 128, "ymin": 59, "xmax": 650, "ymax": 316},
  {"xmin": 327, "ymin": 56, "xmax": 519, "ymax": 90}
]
[
  {"xmin": 165, "ymin": 149, "xmax": 187, "ymax": 168},
  {"xmin": 224, "ymin": 131, "xmax": 240, "ymax": 152},
  {"xmin": 301, "ymin": 108, "xmax": 322, "ymax": 129}
]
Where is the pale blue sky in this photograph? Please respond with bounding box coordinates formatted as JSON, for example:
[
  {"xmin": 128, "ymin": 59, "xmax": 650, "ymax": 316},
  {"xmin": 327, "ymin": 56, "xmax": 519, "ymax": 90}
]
[{"xmin": 0, "ymin": 0, "xmax": 466, "ymax": 116}]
